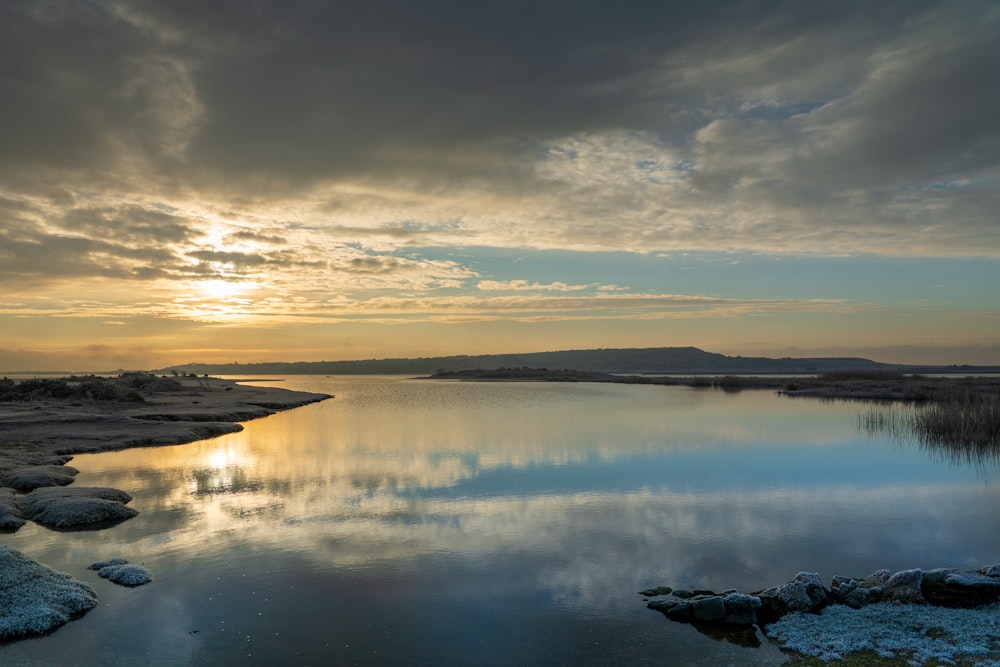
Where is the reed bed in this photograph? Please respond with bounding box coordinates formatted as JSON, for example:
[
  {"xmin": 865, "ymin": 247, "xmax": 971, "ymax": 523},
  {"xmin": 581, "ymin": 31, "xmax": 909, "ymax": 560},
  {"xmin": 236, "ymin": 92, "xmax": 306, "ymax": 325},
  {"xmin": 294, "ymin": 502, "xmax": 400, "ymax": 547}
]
[{"xmin": 860, "ymin": 390, "xmax": 1000, "ymax": 464}]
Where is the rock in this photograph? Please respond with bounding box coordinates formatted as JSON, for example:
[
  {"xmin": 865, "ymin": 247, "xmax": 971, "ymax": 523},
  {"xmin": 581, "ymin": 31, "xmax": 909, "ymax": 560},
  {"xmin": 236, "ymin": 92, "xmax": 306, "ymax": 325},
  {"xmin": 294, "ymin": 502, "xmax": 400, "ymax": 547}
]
[
  {"xmin": 649, "ymin": 592, "xmax": 762, "ymax": 626},
  {"xmin": 648, "ymin": 563, "xmax": 1000, "ymax": 638},
  {"xmin": 756, "ymin": 571, "xmax": 828, "ymax": 622},
  {"xmin": 692, "ymin": 596, "xmax": 726, "ymax": 621},
  {"xmin": 920, "ymin": 568, "xmax": 1000, "ymax": 607},
  {"xmin": 722, "ymin": 592, "xmax": 762, "ymax": 625},
  {"xmin": 0, "ymin": 546, "xmax": 98, "ymax": 639},
  {"xmin": 0, "ymin": 464, "xmax": 79, "ymax": 491},
  {"xmin": 981, "ymin": 564, "xmax": 1000, "ymax": 577},
  {"xmin": 827, "ymin": 575, "xmax": 859, "ymax": 602},
  {"xmin": 0, "ymin": 487, "xmax": 25, "ymax": 530},
  {"xmin": 864, "ymin": 569, "xmax": 892, "ymax": 587},
  {"xmin": 829, "ymin": 569, "xmax": 925, "ymax": 607},
  {"xmin": 938, "ymin": 571, "xmax": 1000, "ymax": 607},
  {"xmin": 884, "ymin": 568, "xmax": 925, "ymax": 604},
  {"xmin": 20, "ymin": 486, "xmax": 137, "ymax": 529},
  {"xmin": 647, "ymin": 596, "xmax": 693, "ymax": 621}
]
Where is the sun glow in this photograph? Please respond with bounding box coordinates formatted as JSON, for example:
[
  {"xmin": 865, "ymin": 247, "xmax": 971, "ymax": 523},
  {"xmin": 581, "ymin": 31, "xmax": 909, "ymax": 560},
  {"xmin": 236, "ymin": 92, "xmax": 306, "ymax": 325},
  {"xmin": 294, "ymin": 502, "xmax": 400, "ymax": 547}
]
[
  {"xmin": 199, "ymin": 279, "xmax": 251, "ymax": 301},
  {"xmin": 167, "ymin": 278, "xmax": 264, "ymax": 323}
]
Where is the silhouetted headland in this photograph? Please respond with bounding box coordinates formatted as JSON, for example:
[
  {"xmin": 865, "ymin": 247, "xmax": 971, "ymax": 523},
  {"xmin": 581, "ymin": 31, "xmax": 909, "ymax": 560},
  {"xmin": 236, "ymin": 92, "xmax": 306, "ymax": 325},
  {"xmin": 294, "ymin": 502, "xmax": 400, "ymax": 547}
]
[{"xmin": 155, "ymin": 346, "xmax": 1000, "ymax": 377}]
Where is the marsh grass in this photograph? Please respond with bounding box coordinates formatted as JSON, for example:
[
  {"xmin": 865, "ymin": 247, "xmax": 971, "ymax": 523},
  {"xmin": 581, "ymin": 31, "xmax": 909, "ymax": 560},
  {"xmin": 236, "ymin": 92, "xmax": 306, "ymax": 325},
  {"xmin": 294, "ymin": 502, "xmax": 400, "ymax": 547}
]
[
  {"xmin": 860, "ymin": 390, "xmax": 1000, "ymax": 463},
  {"xmin": 915, "ymin": 389, "xmax": 1000, "ymax": 448}
]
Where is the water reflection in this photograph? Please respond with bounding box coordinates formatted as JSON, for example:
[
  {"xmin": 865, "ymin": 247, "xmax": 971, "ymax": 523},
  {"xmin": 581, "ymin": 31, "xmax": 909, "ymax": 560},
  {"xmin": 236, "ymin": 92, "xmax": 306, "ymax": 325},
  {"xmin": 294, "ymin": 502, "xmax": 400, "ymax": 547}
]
[
  {"xmin": 2, "ymin": 377, "xmax": 999, "ymax": 666},
  {"xmin": 860, "ymin": 401, "xmax": 1000, "ymax": 469}
]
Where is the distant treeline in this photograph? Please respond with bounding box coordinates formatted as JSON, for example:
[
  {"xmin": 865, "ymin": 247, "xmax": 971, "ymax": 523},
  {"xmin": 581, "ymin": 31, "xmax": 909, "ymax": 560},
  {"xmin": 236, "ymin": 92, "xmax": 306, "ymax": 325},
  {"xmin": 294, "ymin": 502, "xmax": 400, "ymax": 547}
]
[{"xmin": 154, "ymin": 346, "xmax": 986, "ymax": 377}]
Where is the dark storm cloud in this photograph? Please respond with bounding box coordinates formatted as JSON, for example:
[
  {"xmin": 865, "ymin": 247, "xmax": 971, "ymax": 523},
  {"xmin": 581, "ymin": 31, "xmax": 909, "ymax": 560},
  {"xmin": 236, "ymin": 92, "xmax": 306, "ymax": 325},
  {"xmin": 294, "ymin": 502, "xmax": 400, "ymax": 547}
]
[
  {"xmin": 0, "ymin": 226, "xmax": 176, "ymax": 285},
  {"xmin": 1, "ymin": 0, "xmax": 998, "ymax": 261},
  {"xmin": 6, "ymin": 0, "xmax": 989, "ymax": 186},
  {"xmin": 59, "ymin": 206, "xmax": 198, "ymax": 245}
]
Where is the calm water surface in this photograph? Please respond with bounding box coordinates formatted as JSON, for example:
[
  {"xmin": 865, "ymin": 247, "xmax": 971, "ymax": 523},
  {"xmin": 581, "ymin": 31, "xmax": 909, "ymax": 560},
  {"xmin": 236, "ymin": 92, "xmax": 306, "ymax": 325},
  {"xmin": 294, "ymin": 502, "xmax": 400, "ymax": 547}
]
[{"xmin": 3, "ymin": 376, "xmax": 999, "ymax": 665}]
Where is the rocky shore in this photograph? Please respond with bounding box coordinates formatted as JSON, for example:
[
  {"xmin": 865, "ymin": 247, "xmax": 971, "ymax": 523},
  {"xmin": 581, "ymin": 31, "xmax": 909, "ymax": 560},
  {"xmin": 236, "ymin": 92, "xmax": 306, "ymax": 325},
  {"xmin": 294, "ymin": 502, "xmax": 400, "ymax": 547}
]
[
  {"xmin": 643, "ymin": 566, "xmax": 1000, "ymax": 663},
  {"xmin": 0, "ymin": 374, "xmax": 331, "ymax": 638}
]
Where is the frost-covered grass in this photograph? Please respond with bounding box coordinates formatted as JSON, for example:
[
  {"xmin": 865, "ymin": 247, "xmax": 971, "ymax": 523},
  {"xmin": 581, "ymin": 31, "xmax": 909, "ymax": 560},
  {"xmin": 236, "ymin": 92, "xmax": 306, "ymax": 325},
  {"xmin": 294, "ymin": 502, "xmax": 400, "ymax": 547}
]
[
  {"xmin": 20, "ymin": 486, "xmax": 137, "ymax": 529},
  {"xmin": 767, "ymin": 602, "xmax": 1000, "ymax": 666},
  {"xmin": 88, "ymin": 559, "xmax": 152, "ymax": 587},
  {"xmin": 0, "ymin": 546, "xmax": 98, "ymax": 638},
  {"xmin": 0, "ymin": 487, "xmax": 25, "ymax": 529}
]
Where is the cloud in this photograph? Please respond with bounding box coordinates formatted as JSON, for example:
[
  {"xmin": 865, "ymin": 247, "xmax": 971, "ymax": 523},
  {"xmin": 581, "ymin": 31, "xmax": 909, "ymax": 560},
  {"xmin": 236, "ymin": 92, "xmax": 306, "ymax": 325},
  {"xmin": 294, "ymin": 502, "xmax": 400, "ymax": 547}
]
[
  {"xmin": 1, "ymin": 1, "xmax": 998, "ymax": 368},
  {"xmin": 1, "ymin": 1, "xmax": 997, "ymax": 260},
  {"xmin": 477, "ymin": 280, "xmax": 611, "ymax": 292}
]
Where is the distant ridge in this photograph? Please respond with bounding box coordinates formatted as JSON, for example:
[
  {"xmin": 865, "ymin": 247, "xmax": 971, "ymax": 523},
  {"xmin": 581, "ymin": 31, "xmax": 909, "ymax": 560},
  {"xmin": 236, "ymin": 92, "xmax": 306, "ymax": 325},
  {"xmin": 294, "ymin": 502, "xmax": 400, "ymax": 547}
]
[{"xmin": 158, "ymin": 347, "xmax": 921, "ymax": 376}]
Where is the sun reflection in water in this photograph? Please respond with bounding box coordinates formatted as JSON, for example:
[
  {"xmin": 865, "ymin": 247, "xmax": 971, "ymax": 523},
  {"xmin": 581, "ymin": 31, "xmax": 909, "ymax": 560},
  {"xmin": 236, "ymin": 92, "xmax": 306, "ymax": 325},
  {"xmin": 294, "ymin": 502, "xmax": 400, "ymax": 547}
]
[{"xmin": 189, "ymin": 442, "xmax": 258, "ymax": 496}]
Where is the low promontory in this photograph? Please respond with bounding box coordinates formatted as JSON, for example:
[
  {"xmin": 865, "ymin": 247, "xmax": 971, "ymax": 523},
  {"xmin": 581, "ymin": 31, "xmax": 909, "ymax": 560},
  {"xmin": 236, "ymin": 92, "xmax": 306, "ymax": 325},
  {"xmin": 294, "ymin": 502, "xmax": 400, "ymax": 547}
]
[{"xmin": 0, "ymin": 373, "xmax": 331, "ymax": 531}]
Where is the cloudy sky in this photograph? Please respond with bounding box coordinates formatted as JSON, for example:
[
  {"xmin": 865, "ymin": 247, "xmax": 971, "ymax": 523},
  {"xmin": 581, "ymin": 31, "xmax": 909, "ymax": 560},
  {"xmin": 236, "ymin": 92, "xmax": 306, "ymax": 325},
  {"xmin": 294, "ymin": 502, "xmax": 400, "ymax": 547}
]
[{"xmin": 2, "ymin": 0, "xmax": 998, "ymax": 371}]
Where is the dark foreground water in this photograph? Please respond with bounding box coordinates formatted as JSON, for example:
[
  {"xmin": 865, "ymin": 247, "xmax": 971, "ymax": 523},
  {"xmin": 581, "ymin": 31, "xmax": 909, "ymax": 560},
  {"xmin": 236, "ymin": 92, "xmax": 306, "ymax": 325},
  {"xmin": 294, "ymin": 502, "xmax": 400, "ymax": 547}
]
[{"xmin": 3, "ymin": 377, "xmax": 999, "ymax": 666}]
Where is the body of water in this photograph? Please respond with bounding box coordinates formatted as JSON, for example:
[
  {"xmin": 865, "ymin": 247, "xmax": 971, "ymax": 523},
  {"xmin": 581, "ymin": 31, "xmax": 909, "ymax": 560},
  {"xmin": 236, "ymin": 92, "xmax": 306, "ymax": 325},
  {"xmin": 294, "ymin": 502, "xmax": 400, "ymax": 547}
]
[{"xmin": 3, "ymin": 376, "xmax": 999, "ymax": 665}]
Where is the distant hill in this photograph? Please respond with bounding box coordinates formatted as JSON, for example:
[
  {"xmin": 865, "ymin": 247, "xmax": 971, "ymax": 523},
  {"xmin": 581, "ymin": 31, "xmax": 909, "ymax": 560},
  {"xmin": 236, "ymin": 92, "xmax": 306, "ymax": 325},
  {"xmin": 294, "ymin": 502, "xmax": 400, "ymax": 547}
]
[{"xmin": 158, "ymin": 346, "xmax": 912, "ymax": 376}]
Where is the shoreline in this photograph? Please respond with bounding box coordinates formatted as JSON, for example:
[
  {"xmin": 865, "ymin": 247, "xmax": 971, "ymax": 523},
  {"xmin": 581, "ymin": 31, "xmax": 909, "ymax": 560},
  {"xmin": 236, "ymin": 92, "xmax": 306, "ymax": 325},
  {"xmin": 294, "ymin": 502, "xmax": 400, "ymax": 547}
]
[
  {"xmin": 1, "ymin": 374, "xmax": 331, "ymax": 457},
  {"xmin": 1, "ymin": 374, "xmax": 331, "ymax": 529},
  {"xmin": 0, "ymin": 374, "xmax": 331, "ymax": 639}
]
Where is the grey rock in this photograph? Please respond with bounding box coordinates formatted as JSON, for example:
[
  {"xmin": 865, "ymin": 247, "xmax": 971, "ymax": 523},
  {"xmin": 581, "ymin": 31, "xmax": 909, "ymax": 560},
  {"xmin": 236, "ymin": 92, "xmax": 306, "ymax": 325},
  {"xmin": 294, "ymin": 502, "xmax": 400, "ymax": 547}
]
[
  {"xmin": 692, "ymin": 596, "xmax": 726, "ymax": 621},
  {"xmin": 757, "ymin": 571, "xmax": 827, "ymax": 620},
  {"xmin": 864, "ymin": 569, "xmax": 892, "ymax": 587},
  {"xmin": 650, "ymin": 592, "xmax": 761, "ymax": 626},
  {"xmin": 884, "ymin": 568, "xmax": 925, "ymax": 604},
  {"xmin": 828, "ymin": 569, "xmax": 925, "ymax": 607},
  {"xmin": 647, "ymin": 596, "xmax": 693, "ymax": 621},
  {"xmin": 980, "ymin": 564, "xmax": 1000, "ymax": 578},
  {"xmin": 722, "ymin": 592, "xmax": 762, "ymax": 625},
  {"xmin": 828, "ymin": 576, "xmax": 859, "ymax": 603},
  {"xmin": 918, "ymin": 568, "xmax": 1000, "ymax": 608},
  {"xmin": 843, "ymin": 585, "xmax": 882, "ymax": 609}
]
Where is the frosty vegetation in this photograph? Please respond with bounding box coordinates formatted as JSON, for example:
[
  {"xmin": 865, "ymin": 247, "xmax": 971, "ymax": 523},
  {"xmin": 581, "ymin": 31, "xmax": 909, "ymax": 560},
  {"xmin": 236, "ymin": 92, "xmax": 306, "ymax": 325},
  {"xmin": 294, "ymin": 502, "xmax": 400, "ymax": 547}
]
[
  {"xmin": 20, "ymin": 487, "xmax": 137, "ymax": 529},
  {"xmin": 766, "ymin": 601, "xmax": 1000, "ymax": 665},
  {"xmin": 0, "ymin": 547, "xmax": 98, "ymax": 639},
  {"xmin": 88, "ymin": 559, "xmax": 152, "ymax": 587}
]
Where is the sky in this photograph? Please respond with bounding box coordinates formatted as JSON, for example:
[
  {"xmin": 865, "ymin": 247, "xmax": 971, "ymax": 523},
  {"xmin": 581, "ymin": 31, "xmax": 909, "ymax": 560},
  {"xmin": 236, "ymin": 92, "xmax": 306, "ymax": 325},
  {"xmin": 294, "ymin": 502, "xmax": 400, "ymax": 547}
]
[{"xmin": 1, "ymin": 0, "xmax": 999, "ymax": 372}]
